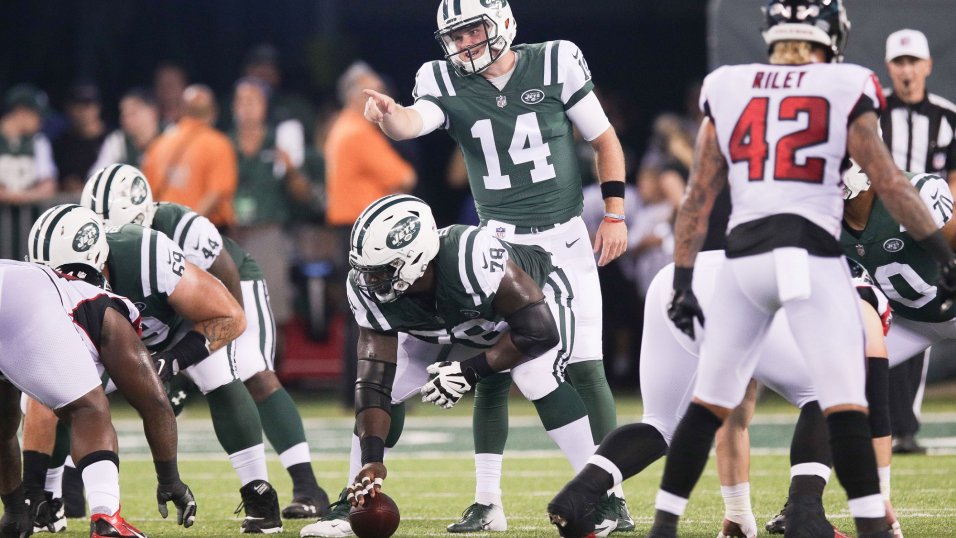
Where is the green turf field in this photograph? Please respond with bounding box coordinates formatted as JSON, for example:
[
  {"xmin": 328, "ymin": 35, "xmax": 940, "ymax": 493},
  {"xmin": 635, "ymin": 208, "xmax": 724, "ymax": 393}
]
[{"xmin": 44, "ymin": 390, "xmax": 956, "ymax": 536}]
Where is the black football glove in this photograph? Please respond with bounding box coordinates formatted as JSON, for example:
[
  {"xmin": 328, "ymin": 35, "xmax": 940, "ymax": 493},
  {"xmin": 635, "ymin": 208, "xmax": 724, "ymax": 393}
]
[
  {"xmin": 157, "ymin": 481, "xmax": 197, "ymax": 528},
  {"xmin": 939, "ymin": 258, "xmax": 956, "ymax": 312},
  {"xmin": 0, "ymin": 485, "xmax": 46, "ymax": 538},
  {"xmin": 151, "ymin": 351, "xmax": 177, "ymax": 383},
  {"xmin": 668, "ymin": 288, "xmax": 705, "ymax": 340}
]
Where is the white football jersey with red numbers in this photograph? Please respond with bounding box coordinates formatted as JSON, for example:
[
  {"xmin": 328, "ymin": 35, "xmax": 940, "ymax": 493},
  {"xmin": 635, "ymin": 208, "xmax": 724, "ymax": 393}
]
[{"xmin": 700, "ymin": 62, "xmax": 885, "ymax": 238}]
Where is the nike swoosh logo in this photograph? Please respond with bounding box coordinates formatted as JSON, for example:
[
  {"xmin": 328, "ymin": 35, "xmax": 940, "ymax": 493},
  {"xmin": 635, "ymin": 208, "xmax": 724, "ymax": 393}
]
[
  {"xmin": 482, "ymin": 255, "xmax": 489, "ymax": 269},
  {"xmin": 157, "ymin": 358, "xmax": 166, "ymax": 374},
  {"xmin": 565, "ymin": 238, "xmax": 581, "ymax": 248}
]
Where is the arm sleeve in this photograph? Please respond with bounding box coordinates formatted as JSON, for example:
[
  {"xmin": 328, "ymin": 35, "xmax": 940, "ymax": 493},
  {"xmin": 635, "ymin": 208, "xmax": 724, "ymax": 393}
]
[
  {"xmin": 567, "ymin": 92, "xmax": 611, "ymax": 142},
  {"xmin": 171, "ymin": 211, "xmax": 224, "ymax": 270},
  {"xmin": 32, "ymin": 134, "xmax": 58, "ymax": 181},
  {"xmin": 409, "ymin": 100, "xmax": 446, "ymax": 136},
  {"xmin": 411, "ymin": 62, "xmax": 449, "ymax": 135}
]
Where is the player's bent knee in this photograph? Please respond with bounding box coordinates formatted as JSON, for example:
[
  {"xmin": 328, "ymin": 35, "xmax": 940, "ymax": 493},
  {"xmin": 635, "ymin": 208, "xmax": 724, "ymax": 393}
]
[{"xmin": 511, "ymin": 363, "xmax": 559, "ymax": 401}]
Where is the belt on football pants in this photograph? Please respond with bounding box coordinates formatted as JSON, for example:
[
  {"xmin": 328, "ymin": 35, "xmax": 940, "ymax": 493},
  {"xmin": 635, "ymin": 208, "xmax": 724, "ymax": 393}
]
[{"xmin": 482, "ymin": 216, "xmax": 573, "ymax": 235}]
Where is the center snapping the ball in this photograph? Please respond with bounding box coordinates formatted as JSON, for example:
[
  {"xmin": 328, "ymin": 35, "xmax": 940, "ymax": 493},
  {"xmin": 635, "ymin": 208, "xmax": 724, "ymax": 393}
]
[{"xmin": 349, "ymin": 491, "xmax": 400, "ymax": 538}]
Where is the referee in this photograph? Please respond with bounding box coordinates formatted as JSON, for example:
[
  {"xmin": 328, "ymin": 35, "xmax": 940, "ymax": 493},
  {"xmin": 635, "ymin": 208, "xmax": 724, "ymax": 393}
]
[{"xmin": 881, "ymin": 29, "xmax": 956, "ymax": 454}]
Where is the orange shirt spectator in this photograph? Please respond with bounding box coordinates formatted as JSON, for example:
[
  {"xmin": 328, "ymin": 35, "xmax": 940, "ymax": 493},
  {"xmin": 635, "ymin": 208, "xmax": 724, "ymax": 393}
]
[
  {"xmin": 324, "ymin": 62, "xmax": 415, "ymax": 226},
  {"xmin": 143, "ymin": 85, "xmax": 238, "ymax": 227}
]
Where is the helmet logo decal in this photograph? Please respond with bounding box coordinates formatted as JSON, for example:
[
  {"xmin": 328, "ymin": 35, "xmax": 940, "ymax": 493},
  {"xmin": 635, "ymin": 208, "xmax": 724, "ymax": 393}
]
[
  {"xmin": 73, "ymin": 222, "xmax": 100, "ymax": 252},
  {"xmin": 521, "ymin": 89, "xmax": 545, "ymax": 105},
  {"xmin": 480, "ymin": 0, "xmax": 507, "ymax": 8},
  {"xmin": 386, "ymin": 216, "xmax": 422, "ymax": 249},
  {"xmin": 130, "ymin": 176, "xmax": 148, "ymax": 204}
]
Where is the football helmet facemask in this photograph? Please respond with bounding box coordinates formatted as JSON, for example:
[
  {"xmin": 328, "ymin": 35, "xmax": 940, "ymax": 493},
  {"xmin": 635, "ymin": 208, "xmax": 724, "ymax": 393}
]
[
  {"xmin": 28, "ymin": 204, "xmax": 110, "ymax": 287},
  {"xmin": 349, "ymin": 195, "xmax": 440, "ymax": 303},
  {"xmin": 81, "ymin": 163, "xmax": 156, "ymax": 228},
  {"xmin": 762, "ymin": 0, "xmax": 850, "ymax": 62},
  {"xmin": 435, "ymin": 0, "xmax": 516, "ymax": 76}
]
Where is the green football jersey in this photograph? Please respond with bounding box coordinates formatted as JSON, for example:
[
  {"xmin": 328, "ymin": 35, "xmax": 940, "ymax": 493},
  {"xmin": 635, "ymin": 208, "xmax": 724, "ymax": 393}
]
[
  {"xmin": 840, "ymin": 172, "xmax": 955, "ymax": 322},
  {"xmin": 0, "ymin": 134, "xmax": 39, "ymax": 191},
  {"xmin": 151, "ymin": 202, "xmax": 263, "ymax": 281},
  {"xmin": 413, "ymin": 41, "xmax": 595, "ymax": 227},
  {"xmin": 347, "ymin": 224, "xmax": 554, "ymax": 348},
  {"xmin": 104, "ymin": 223, "xmax": 187, "ymax": 351}
]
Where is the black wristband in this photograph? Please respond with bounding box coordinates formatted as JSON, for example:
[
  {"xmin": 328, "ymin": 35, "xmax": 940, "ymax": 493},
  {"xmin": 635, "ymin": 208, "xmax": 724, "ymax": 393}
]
[
  {"xmin": 673, "ymin": 266, "xmax": 694, "ymax": 291},
  {"xmin": 167, "ymin": 330, "xmax": 211, "ymax": 370},
  {"xmin": 360, "ymin": 436, "xmax": 386, "ymax": 465},
  {"xmin": 0, "ymin": 484, "xmax": 25, "ymax": 510},
  {"xmin": 918, "ymin": 230, "xmax": 955, "ymax": 265},
  {"xmin": 600, "ymin": 181, "xmax": 626, "ymax": 199},
  {"xmin": 460, "ymin": 353, "xmax": 495, "ymax": 385},
  {"xmin": 154, "ymin": 459, "xmax": 181, "ymax": 486}
]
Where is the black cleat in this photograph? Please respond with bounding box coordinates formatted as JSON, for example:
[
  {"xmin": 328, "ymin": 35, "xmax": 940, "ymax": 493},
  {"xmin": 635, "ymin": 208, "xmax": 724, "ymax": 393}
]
[
  {"xmin": 891, "ymin": 434, "xmax": 927, "ymax": 455},
  {"xmin": 783, "ymin": 496, "xmax": 841, "ymax": 538},
  {"xmin": 548, "ymin": 484, "xmax": 599, "ymax": 538},
  {"xmin": 281, "ymin": 487, "xmax": 330, "ymax": 519},
  {"xmin": 236, "ymin": 480, "xmax": 283, "ymax": 534}
]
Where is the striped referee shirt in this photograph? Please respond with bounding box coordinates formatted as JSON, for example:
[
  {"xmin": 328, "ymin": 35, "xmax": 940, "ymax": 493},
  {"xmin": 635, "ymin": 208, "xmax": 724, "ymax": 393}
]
[{"xmin": 880, "ymin": 89, "xmax": 956, "ymax": 177}]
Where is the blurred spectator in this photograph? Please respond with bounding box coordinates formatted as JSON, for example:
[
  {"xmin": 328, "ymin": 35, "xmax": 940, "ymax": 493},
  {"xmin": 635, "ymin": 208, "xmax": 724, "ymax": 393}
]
[
  {"xmin": 230, "ymin": 76, "xmax": 314, "ymax": 324},
  {"xmin": 243, "ymin": 44, "xmax": 315, "ymax": 142},
  {"xmin": 0, "ymin": 84, "xmax": 57, "ymax": 205},
  {"xmin": 324, "ymin": 60, "xmax": 415, "ymax": 405},
  {"xmin": 53, "ymin": 82, "xmax": 107, "ymax": 193},
  {"xmin": 153, "ymin": 61, "xmax": 188, "ymax": 128},
  {"xmin": 631, "ymin": 167, "xmax": 674, "ymax": 298},
  {"xmin": 143, "ymin": 84, "xmax": 237, "ymax": 228},
  {"xmin": 90, "ymin": 87, "xmax": 160, "ymax": 172}
]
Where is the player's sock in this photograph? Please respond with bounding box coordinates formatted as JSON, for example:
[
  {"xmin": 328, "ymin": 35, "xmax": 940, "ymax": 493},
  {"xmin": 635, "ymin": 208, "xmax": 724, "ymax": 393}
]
[
  {"xmin": 206, "ymin": 380, "xmax": 265, "ymax": 455},
  {"xmin": 22, "ymin": 450, "xmax": 51, "ymax": 493},
  {"xmin": 472, "ymin": 373, "xmax": 510, "ymax": 505},
  {"xmin": 229, "ymin": 444, "xmax": 269, "ymax": 486},
  {"xmin": 565, "ymin": 361, "xmax": 617, "ymax": 443},
  {"xmin": 656, "ymin": 403, "xmax": 723, "ymax": 508},
  {"xmin": 45, "ymin": 464, "xmax": 64, "ymax": 499},
  {"xmin": 866, "ymin": 358, "xmax": 892, "ymax": 438},
  {"xmin": 475, "ymin": 454, "xmax": 503, "ymax": 507},
  {"xmin": 594, "ymin": 422, "xmax": 668, "ymax": 482},
  {"xmin": 76, "ymin": 451, "xmax": 120, "ymax": 517},
  {"xmin": 826, "ymin": 411, "xmax": 886, "ymax": 533},
  {"xmin": 256, "ymin": 388, "xmax": 321, "ymax": 498},
  {"xmin": 533, "ymin": 383, "xmax": 594, "ymax": 471}
]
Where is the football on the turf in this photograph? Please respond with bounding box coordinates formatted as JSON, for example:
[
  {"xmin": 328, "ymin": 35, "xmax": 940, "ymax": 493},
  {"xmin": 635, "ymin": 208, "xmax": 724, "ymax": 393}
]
[{"xmin": 349, "ymin": 491, "xmax": 400, "ymax": 538}]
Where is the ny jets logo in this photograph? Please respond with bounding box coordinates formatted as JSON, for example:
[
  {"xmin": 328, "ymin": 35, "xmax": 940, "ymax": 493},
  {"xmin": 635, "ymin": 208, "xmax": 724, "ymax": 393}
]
[
  {"xmin": 130, "ymin": 176, "xmax": 149, "ymax": 204},
  {"xmin": 883, "ymin": 238, "xmax": 904, "ymax": 252},
  {"xmin": 386, "ymin": 216, "xmax": 421, "ymax": 249},
  {"xmin": 480, "ymin": 0, "xmax": 508, "ymax": 8},
  {"xmin": 460, "ymin": 309, "xmax": 481, "ymax": 319},
  {"xmin": 521, "ymin": 89, "xmax": 545, "ymax": 104},
  {"xmin": 72, "ymin": 222, "xmax": 100, "ymax": 252}
]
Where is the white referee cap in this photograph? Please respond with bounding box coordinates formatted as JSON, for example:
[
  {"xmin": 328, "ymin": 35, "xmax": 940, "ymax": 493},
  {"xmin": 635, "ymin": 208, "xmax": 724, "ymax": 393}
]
[{"xmin": 885, "ymin": 29, "xmax": 931, "ymax": 62}]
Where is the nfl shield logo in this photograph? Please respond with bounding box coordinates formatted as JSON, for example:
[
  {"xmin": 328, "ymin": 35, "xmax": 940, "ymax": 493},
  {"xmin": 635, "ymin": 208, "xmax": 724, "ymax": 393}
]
[
  {"xmin": 495, "ymin": 226, "xmax": 506, "ymax": 239},
  {"xmin": 856, "ymin": 244, "xmax": 865, "ymax": 257},
  {"xmin": 496, "ymin": 95, "xmax": 507, "ymax": 108}
]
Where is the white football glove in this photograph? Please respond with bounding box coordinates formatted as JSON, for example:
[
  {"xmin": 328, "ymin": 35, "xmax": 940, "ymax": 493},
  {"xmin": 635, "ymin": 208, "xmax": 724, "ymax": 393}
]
[{"xmin": 420, "ymin": 361, "xmax": 473, "ymax": 409}]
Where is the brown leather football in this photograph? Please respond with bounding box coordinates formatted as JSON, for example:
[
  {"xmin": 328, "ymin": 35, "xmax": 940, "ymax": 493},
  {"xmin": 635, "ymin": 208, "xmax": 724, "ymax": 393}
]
[{"xmin": 349, "ymin": 491, "xmax": 400, "ymax": 538}]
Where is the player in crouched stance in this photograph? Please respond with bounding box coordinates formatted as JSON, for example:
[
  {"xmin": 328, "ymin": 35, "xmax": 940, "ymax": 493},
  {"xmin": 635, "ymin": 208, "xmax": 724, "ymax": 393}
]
[
  {"xmin": 0, "ymin": 256, "xmax": 196, "ymax": 538},
  {"xmin": 301, "ymin": 195, "xmax": 599, "ymax": 537}
]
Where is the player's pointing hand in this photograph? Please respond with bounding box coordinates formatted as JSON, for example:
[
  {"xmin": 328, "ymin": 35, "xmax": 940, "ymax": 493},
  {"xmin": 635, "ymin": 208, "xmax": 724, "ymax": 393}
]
[{"xmin": 364, "ymin": 89, "xmax": 396, "ymax": 123}]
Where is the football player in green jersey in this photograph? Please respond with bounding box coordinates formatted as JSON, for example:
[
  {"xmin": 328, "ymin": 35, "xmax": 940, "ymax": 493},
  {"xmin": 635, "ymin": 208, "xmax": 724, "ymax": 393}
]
[
  {"xmin": 81, "ymin": 163, "xmax": 331, "ymax": 520},
  {"xmin": 362, "ymin": 0, "xmax": 631, "ymax": 531},
  {"xmin": 27, "ymin": 203, "xmax": 288, "ymax": 534},
  {"xmin": 301, "ymin": 195, "xmax": 599, "ymax": 537}
]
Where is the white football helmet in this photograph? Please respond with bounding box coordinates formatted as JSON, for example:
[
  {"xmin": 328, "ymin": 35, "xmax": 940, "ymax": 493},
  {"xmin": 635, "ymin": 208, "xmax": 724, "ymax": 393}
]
[
  {"xmin": 349, "ymin": 195, "xmax": 440, "ymax": 303},
  {"xmin": 81, "ymin": 163, "xmax": 156, "ymax": 227},
  {"xmin": 435, "ymin": 0, "xmax": 516, "ymax": 75},
  {"xmin": 842, "ymin": 159, "xmax": 870, "ymax": 200},
  {"xmin": 28, "ymin": 204, "xmax": 110, "ymax": 286}
]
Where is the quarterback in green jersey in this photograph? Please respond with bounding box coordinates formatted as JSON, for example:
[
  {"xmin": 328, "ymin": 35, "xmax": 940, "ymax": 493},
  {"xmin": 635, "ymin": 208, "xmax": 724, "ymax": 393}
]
[
  {"xmin": 301, "ymin": 195, "xmax": 598, "ymax": 537},
  {"xmin": 360, "ymin": 0, "xmax": 631, "ymax": 531},
  {"xmin": 82, "ymin": 163, "xmax": 330, "ymax": 521},
  {"xmin": 28, "ymin": 200, "xmax": 286, "ymax": 534}
]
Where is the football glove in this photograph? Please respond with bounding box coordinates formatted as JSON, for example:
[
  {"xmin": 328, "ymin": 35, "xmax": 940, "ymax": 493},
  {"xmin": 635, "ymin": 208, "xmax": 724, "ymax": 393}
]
[
  {"xmin": 0, "ymin": 487, "xmax": 33, "ymax": 538},
  {"xmin": 151, "ymin": 351, "xmax": 178, "ymax": 383},
  {"xmin": 157, "ymin": 481, "xmax": 197, "ymax": 528},
  {"xmin": 420, "ymin": 361, "xmax": 474, "ymax": 409},
  {"xmin": 668, "ymin": 288, "xmax": 705, "ymax": 340}
]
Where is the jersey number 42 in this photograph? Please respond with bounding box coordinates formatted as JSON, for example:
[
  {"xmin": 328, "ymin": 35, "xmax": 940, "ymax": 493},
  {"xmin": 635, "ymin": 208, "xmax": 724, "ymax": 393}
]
[{"xmin": 729, "ymin": 96, "xmax": 830, "ymax": 183}]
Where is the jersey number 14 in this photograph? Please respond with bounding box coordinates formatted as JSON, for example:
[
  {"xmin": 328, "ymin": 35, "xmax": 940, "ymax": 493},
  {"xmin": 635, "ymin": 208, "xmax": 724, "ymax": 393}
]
[
  {"xmin": 729, "ymin": 96, "xmax": 830, "ymax": 183},
  {"xmin": 471, "ymin": 112, "xmax": 556, "ymax": 190}
]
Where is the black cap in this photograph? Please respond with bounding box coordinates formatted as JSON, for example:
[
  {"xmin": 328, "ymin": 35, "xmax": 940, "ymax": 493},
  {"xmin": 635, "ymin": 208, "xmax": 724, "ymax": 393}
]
[
  {"xmin": 68, "ymin": 82, "xmax": 101, "ymax": 104},
  {"xmin": 3, "ymin": 83, "xmax": 49, "ymax": 115}
]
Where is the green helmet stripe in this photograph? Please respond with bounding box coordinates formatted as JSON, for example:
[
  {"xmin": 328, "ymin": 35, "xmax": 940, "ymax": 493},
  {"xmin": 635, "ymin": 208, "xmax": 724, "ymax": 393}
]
[
  {"xmin": 452, "ymin": 0, "xmax": 461, "ymax": 17},
  {"xmin": 40, "ymin": 204, "xmax": 81, "ymax": 263},
  {"xmin": 88, "ymin": 166, "xmax": 109, "ymax": 216},
  {"xmin": 442, "ymin": 0, "xmax": 450, "ymax": 19},
  {"xmin": 100, "ymin": 164, "xmax": 123, "ymax": 221}
]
